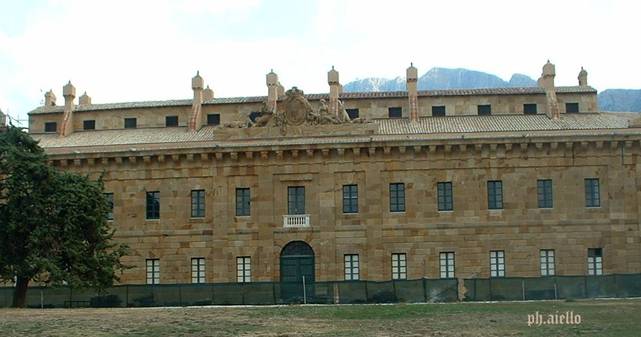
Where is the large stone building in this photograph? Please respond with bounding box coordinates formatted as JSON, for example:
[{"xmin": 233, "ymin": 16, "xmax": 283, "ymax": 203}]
[{"xmin": 24, "ymin": 62, "xmax": 641, "ymax": 290}]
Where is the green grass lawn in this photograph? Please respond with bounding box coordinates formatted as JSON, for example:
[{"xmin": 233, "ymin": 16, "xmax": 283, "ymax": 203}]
[{"xmin": 1, "ymin": 299, "xmax": 640, "ymax": 336}]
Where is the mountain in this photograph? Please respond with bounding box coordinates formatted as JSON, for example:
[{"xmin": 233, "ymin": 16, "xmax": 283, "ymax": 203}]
[
  {"xmin": 598, "ymin": 89, "xmax": 641, "ymax": 112},
  {"xmin": 343, "ymin": 67, "xmax": 641, "ymax": 112},
  {"xmin": 343, "ymin": 67, "xmax": 537, "ymax": 92}
]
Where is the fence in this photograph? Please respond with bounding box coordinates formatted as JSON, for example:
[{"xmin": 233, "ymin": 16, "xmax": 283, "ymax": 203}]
[
  {"xmin": 464, "ymin": 273, "xmax": 641, "ymax": 301},
  {"xmin": 0, "ymin": 278, "xmax": 458, "ymax": 308}
]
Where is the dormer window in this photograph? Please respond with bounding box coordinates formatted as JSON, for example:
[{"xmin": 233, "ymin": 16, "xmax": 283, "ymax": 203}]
[
  {"xmin": 346, "ymin": 108, "xmax": 359, "ymax": 120},
  {"xmin": 83, "ymin": 120, "xmax": 96, "ymax": 130},
  {"xmin": 207, "ymin": 114, "xmax": 220, "ymax": 126},
  {"xmin": 478, "ymin": 105, "xmax": 491, "ymax": 116},
  {"xmin": 44, "ymin": 122, "xmax": 57, "ymax": 133},
  {"xmin": 566, "ymin": 103, "xmax": 579, "ymax": 113},
  {"xmin": 523, "ymin": 104, "xmax": 537, "ymax": 115},
  {"xmin": 388, "ymin": 107, "xmax": 402, "ymax": 118},
  {"xmin": 432, "ymin": 106, "xmax": 446, "ymax": 117}
]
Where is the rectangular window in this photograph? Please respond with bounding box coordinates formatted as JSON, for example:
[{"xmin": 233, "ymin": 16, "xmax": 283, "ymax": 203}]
[
  {"xmin": 487, "ymin": 180, "xmax": 503, "ymax": 210},
  {"xmin": 344, "ymin": 254, "xmax": 360, "ymax": 280},
  {"xmin": 477, "ymin": 104, "xmax": 492, "ymax": 116},
  {"xmin": 437, "ymin": 182, "xmax": 453, "ymax": 211},
  {"xmin": 391, "ymin": 253, "xmax": 407, "ymax": 280},
  {"xmin": 346, "ymin": 108, "xmax": 359, "ymax": 120},
  {"xmin": 587, "ymin": 248, "xmax": 603, "ymax": 275},
  {"xmin": 389, "ymin": 183, "xmax": 405, "ymax": 212},
  {"xmin": 191, "ymin": 189, "xmax": 205, "ymax": 218},
  {"xmin": 342, "ymin": 184, "xmax": 358, "ymax": 213},
  {"xmin": 540, "ymin": 249, "xmax": 555, "ymax": 276},
  {"xmin": 191, "ymin": 257, "xmax": 206, "ymax": 283},
  {"xmin": 432, "ymin": 105, "xmax": 446, "ymax": 117},
  {"xmin": 124, "ymin": 117, "xmax": 137, "ymax": 129},
  {"xmin": 146, "ymin": 191, "xmax": 160, "ymax": 219},
  {"xmin": 237, "ymin": 256, "xmax": 251, "ymax": 283},
  {"xmin": 249, "ymin": 111, "xmax": 261, "ymax": 123},
  {"xmin": 388, "ymin": 107, "xmax": 402, "ymax": 118},
  {"xmin": 287, "ymin": 186, "xmax": 305, "ymax": 215},
  {"xmin": 585, "ymin": 178, "xmax": 600, "ymax": 207},
  {"xmin": 146, "ymin": 259, "xmax": 160, "ymax": 285},
  {"xmin": 524, "ymin": 104, "xmax": 538, "ymax": 114},
  {"xmin": 490, "ymin": 250, "xmax": 505, "ymax": 277},
  {"xmin": 537, "ymin": 179, "xmax": 553, "ymax": 208},
  {"xmin": 439, "ymin": 252, "xmax": 455, "ymax": 279},
  {"xmin": 235, "ymin": 188, "xmax": 251, "ymax": 216},
  {"xmin": 104, "ymin": 192, "xmax": 114, "ymax": 220},
  {"xmin": 566, "ymin": 102, "xmax": 579, "ymax": 113},
  {"xmin": 207, "ymin": 113, "xmax": 220, "ymax": 126},
  {"xmin": 44, "ymin": 122, "xmax": 57, "ymax": 133},
  {"xmin": 165, "ymin": 115, "xmax": 178, "ymax": 127},
  {"xmin": 83, "ymin": 120, "xmax": 96, "ymax": 130}
]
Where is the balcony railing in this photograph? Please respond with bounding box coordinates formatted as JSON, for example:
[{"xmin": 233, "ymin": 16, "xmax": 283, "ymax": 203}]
[{"xmin": 283, "ymin": 214, "xmax": 310, "ymax": 228}]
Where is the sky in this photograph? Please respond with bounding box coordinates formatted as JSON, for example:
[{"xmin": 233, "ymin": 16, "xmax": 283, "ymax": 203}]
[{"xmin": 0, "ymin": 0, "xmax": 639, "ymax": 125}]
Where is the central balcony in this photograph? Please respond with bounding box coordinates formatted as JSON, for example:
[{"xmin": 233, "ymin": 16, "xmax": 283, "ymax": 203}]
[{"xmin": 283, "ymin": 214, "xmax": 311, "ymax": 228}]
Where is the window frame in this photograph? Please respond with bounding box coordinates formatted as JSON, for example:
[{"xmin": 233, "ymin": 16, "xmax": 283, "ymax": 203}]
[
  {"xmin": 477, "ymin": 104, "xmax": 492, "ymax": 116},
  {"xmin": 165, "ymin": 115, "xmax": 179, "ymax": 127},
  {"xmin": 584, "ymin": 178, "xmax": 600, "ymax": 208},
  {"xmin": 566, "ymin": 102, "xmax": 579, "ymax": 113},
  {"xmin": 437, "ymin": 181, "xmax": 453, "ymax": 211},
  {"xmin": 388, "ymin": 107, "xmax": 402, "ymax": 119},
  {"xmin": 587, "ymin": 248, "xmax": 603, "ymax": 276},
  {"xmin": 145, "ymin": 191, "xmax": 160, "ymax": 220},
  {"xmin": 540, "ymin": 249, "xmax": 555, "ymax": 276},
  {"xmin": 124, "ymin": 117, "xmax": 137, "ymax": 129},
  {"xmin": 191, "ymin": 257, "xmax": 206, "ymax": 284},
  {"xmin": 344, "ymin": 254, "xmax": 360, "ymax": 281},
  {"xmin": 207, "ymin": 113, "xmax": 220, "ymax": 126},
  {"xmin": 391, "ymin": 253, "xmax": 407, "ymax": 280},
  {"xmin": 523, "ymin": 103, "xmax": 538, "ymax": 115},
  {"xmin": 235, "ymin": 187, "xmax": 251, "ymax": 216},
  {"xmin": 487, "ymin": 180, "xmax": 503, "ymax": 210},
  {"xmin": 346, "ymin": 108, "xmax": 359, "ymax": 120},
  {"xmin": 537, "ymin": 179, "xmax": 553, "ymax": 209},
  {"xmin": 237, "ymin": 256, "xmax": 251, "ymax": 283},
  {"xmin": 439, "ymin": 252, "xmax": 455, "ymax": 279},
  {"xmin": 490, "ymin": 250, "xmax": 505, "ymax": 278},
  {"xmin": 389, "ymin": 183, "xmax": 406, "ymax": 213},
  {"xmin": 146, "ymin": 259, "xmax": 160, "ymax": 285},
  {"xmin": 104, "ymin": 192, "xmax": 114, "ymax": 220},
  {"xmin": 342, "ymin": 184, "xmax": 359, "ymax": 214},
  {"xmin": 191, "ymin": 189, "xmax": 205, "ymax": 218},
  {"xmin": 44, "ymin": 122, "xmax": 57, "ymax": 133},
  {"xmin": 83, "ymin": 120, "xmax": 96, "ymax": 130},
  {"xmin": 287, "ymin": 186, "xmax": 305, "ymax": 215},
  {"xmin": 431, "ymin": 105, "xmax": 446, "ymax": 117}
]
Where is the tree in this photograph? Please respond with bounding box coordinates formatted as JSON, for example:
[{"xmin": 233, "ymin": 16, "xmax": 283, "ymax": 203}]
[{"xmin": 0, "ymin": 125, "xmax": 128, "ymax": 307}]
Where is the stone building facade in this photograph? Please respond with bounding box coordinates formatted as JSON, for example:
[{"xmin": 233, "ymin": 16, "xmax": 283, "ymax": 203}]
[{"xmin": 26, "ymin": 62, "xmax": 641, "ymax": 287}]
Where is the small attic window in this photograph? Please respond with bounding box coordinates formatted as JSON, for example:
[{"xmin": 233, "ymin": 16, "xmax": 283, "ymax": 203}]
[
  {"xmin": 44, "ymin": 122, "xmax": 57, "ymax": 133},
  {"xmin": 207, "ymin": 114, "xmax": 220, "ymax": 126},
  {"xmin": 346, "ymin": 108, "xmax": 359, "ymax": 120},
  {"xmin": 124, "ymin": 118, "xmax": 137, "ymax": 129},
  {"xmin": 388, "ymin": 107, "xmax": 402, "ymax": 118},
  {"xmin": 477, "ymin": 105, "xmax": 491, "ymax": 116},
  {"xmin": 432, "ymin": 106, "xmax": 446, "ymax": 117},
  {"xmin": 566, "ymin": 103, "xmax": 579, "ymax": 113},
  {"xmin": 249, "ymin": 112, "xmax": 261, "ymax": 123},
  {"xmin": 165, "ymin": 116, "xmax": 178, "ymax": 127},
  {"xmin": 83, "ymin": 120, "xmax": 96, "ymax": 130},
  {"xmin": 523, "ymin": 104, "xmax": 537, "ymax": 115}
]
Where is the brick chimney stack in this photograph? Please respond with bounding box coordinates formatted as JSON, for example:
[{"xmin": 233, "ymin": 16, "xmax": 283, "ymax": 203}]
[
  {"xmin": 79, "ymin": 91, "xmax": 92, "ymax": 106},
  {"xmin": 44, "ymin": 90, "xmax": 57, "ymax": 107},
  {"xmin": 406, "ymin": 63, "xmax": 419, "ymax": 122},
  {"xmin": 328, "ymin": 66, "xmax": 340, "ymax": 119},
  {"xmin": 188, "ymin": 71, "xmax": 204, "ymax": 131},
  {"xmin": 539, "ymin": 60, "xmax": 560, "ymax": 120},
  {"xmin": 60, "ymin": 81, "xmax": 76, "ymax": 136},
  {"xmin": 203, "ymin": 85, "xmax": 214, "ymax": 101}
]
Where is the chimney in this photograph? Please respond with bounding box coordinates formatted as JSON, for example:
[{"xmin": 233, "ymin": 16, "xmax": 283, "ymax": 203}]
[
  {"xmin": 60, "ymin": 81, "xmax": 76, "ymax": 136},
  {"xmin": 578, "ymin": 67, "xmax": 588, "ymax": 86},
  {"xmin": 44, "ymin": 90, "xmax": 57, "ymax": 107},
  {"xmin": 79, "ymin": 91, "xmax": 92, "ymax": 105},
  {"xmin": 203, "ymin": 85, "xmax": 214, "ymax": 101},
  {"xmin": 327, "ymin": 66, "xmax": 341, "ymax": 119},
  {"xmin": 188, "ymin": 71, "xmax": 204, "ymax": 131},
  {"xmin": 266, "ymin": 69, "xmax": 279, "ymax": 112},
  {"xmin": 406, "ymin": 63, "xmax": 419, "ymax": 122},
  {"xmin": 540, "ymin": 60, "xmax": 560, "ymax": 120}
]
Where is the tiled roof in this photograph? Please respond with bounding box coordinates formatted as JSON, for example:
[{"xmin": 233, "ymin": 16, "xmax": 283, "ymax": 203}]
[
  {"xmin": 28, "ymin": 86, "xmax": 596, "ymax": 114},
  {"xmin": 32, "ymin": 113, "xmax": 634, "ymax": 155}
]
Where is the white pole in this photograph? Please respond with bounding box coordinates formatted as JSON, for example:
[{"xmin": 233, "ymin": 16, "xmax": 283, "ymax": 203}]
[{"xmin": 302, "ymin": 275, "xmax": 307, "ymax": 304}]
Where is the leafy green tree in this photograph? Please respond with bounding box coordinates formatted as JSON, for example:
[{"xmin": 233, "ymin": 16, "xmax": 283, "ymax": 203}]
[{"xmin": 0, "ymin": 125, "xmax": 128, "ymax": 307}]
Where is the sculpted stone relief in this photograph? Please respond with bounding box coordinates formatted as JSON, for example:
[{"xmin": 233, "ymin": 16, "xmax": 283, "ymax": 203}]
[{"xmin": 223, "ymin": 87, "xmax": 369, "ymax": 134}]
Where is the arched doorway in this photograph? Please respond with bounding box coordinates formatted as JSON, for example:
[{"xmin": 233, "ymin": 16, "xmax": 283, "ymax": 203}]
[{"xmin": 280, "ymin": 241, "xmax": 315, "ymax": 302}]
